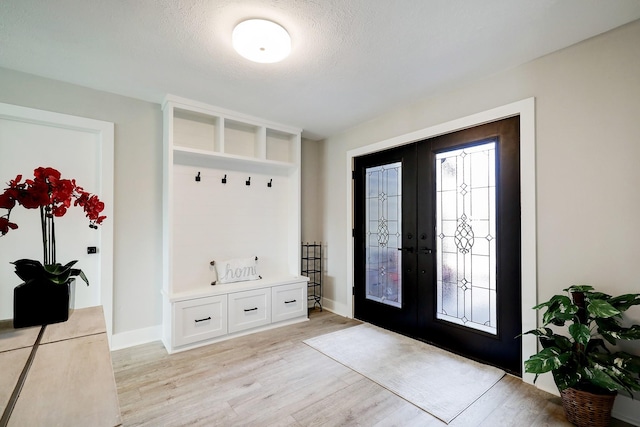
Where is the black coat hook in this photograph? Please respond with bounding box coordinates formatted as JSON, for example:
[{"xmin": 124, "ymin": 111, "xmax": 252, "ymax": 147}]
[
  {"xmin": 267, "ymin": 179, "xmax": 272, "ymax": 188},
  {"xmin": 195, "ymin": 172, "xmax": 201, "ymax": 182},
  {"xmin": 246, "ymin": 177, "xmax": 251, "ymax": 186},
  {"xmin": 221, "ymin": 174, "xmax": 227, "ymax": 184}
]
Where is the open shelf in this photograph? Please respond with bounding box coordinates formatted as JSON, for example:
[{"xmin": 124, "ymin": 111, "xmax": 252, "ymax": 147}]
[
  {"xmin": 165, "ymin": 94, "xmax": 300, "ymax": 166},
  {"xmin": 172, "ymin": 146, "xmax": 295, "ymax": 174}
]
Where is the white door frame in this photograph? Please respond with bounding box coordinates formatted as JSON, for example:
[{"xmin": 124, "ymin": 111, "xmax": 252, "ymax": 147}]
[
  {"xmin": 345, "ymin": 98, "xmax": 537, "ymax": 384},
  {"xmin": 0, "ymin": 102, "xmax": 115, "ymax": 343}
]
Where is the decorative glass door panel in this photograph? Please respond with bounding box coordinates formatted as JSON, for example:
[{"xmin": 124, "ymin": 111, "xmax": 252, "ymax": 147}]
[
  {"xmin": 435, "ymin": 142, "xmax": 497, "ymax": 334},
  {"xmin": 365, "ymin": 162, "xmax": 402, "ymax": 308}
]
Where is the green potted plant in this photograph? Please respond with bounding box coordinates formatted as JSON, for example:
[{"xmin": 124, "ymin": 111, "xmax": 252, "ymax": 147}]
[
  {"xmin": 523, "ymin": 285, "xmax": 640, "ymax": 427},
  {"xmin": 0, "ymin": 167, "xmax": 106, "ymax": 327}
]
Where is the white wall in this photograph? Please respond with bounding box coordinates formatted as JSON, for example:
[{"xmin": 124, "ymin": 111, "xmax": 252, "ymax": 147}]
[
  {"xmin": 301, "ymin": 138, "xmax": 323, "ymax": 242},
  {"xmin": 0, "ymin": 68, "xmax": 162, "ymax": 336},
  {"xmin": 319, "ymin": 17, "xmax": 640, "ymax": 414}
]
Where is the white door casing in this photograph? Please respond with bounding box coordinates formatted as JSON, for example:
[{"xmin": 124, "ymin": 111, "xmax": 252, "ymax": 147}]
[
  {"xmin": 0, "ymin": 103, "xmax": 114, "ymax": 343},
  {"xmin": 345, "ymin": 98, "xmax": 536, "ymax": 384}
]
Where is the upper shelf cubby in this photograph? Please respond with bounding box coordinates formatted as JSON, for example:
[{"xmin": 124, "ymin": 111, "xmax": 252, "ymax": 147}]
[
  {"xmin": 173, "ymin": 108, "xmax": 221, "ymax": 152},
  {"xmin": 163, "ymin": 95, "xmax": 302, "ymax": 169}
]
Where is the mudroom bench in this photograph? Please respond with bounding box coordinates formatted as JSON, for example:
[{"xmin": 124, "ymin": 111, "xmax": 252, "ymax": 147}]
[
  {"xmin": 162, "ymin": 276, "xmax": 309, "ymax": 353},
  {"xmin": 161, "ymin": 96, "xmax": 307, "ymax": 354}
]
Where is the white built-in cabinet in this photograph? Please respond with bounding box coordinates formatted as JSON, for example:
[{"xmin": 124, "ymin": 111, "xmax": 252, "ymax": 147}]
[{"xmin": 161, "ymin": 95, "xmax": 308, "ymax": 353}]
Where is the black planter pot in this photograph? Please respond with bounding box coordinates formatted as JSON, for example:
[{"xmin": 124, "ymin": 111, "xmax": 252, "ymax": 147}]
[{"xmin": 13, "ymin": 278, "xmax": 75, "ymax": 328}]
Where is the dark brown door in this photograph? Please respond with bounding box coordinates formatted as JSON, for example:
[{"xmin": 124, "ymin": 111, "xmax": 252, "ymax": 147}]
[
  {"xmin": 353, "ymin": 117, "xmax": 522, "ymax": 375},
  {"xmin": 353, "ymin": 143, "xmax": 418, "ymax": 336}
]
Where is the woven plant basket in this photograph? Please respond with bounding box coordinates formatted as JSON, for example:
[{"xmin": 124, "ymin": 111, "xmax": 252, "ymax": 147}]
[{"xmin": 560, "ymin": 388, "xmax": 617, "ymax": 427}]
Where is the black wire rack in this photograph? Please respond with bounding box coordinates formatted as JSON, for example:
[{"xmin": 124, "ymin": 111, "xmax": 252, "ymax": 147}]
[{"xmin": 301, "ymin": 242, "xmax": 322, "ymax": 311}]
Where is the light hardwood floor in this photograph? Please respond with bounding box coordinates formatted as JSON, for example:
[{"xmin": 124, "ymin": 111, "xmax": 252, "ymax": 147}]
[{"xmin": 112, "ymin": 310, "xmax": 632, "ymax": 426}]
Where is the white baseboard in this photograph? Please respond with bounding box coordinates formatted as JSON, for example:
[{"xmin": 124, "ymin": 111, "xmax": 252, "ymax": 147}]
[
  {"xmin": 320, "ymin": 297, "xmax": 350, "ymax": 318},
  {"xmin": 110, "ymin": 324, "xmax": 162, "ymax": 351},
  {"xmin": 612, "ymin": 394, "xmax": 640, "ymax": 426}
]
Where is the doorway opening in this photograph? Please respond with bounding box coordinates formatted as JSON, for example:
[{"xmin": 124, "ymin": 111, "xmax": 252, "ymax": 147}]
[{"xmin": 345, "ymin": 98, "xmax": 537, "ymax": 381}]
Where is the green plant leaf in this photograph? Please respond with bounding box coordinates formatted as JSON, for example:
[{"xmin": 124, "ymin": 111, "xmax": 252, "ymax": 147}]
[
  {"xmin": 552, "ymin": 355, "xmax": 581, "ymax": 391},
  {"xmin": 524, "ymin": 348, "xmax": 571, "ymax": 374},
  {"xmin": 589, "ymin": 368, "xmax": 621, "ymax": 392},
  {"xmin": 584, "ymin": 354, "xmax": 640, "ymax": 395},
  {"xmin": 533, "ymin": 294, "xmax": 570, "ymax": 311},
  {"xmin": 594, "ymin": 317, "xmax": 621, "ymax": 345},
  {"xmin": 64, "ymin": 260, "xmax": 79, "ymax": 269},
  {"xmin": 71, "ymin": 268, "xmax": 90, "ymax": 286},
  {"xmin": 587, "ymin": 299, "xmax": 620, "ymax": 319},
  {"xmin": 10, "ymin": 258, "xmax": 88, "ymax": 286},
  {"xmin": 585, "ymin": 338, "xmax": 610, "ymax": 354},
  {"xmin": 564, "ymin": 285, "xmax": 594, "ymax": 293},
  {"xmin": 622, "ymin": 325, "xmax": 640, "ymax": 341},
  {"xmin": 43, "ymin": 263, "xmax": 72, "ymax": 284},
  {"xmin": 616, "ymin": 374, "xmax": 640, "ymax": 394},
  {"xmin": 12, "ymin": 259, "xmax": 43, "ymax": 268},
  {"xmin": 569, "ymin": 323, "xmax": 590, "ymax": 347},
  {"xmin": 11, "ymin": 259, "xmax": 46, "ymax": 282},
  {"xmin": 546, "ymin": 334, "xmax": 572, "ymax": 352},
  {"xmin": 608, "ymin": 294, "xmax": 640, "ymax": 312},
  {"xmin": 43, "ymin": 263, "xmax": 71, "ymax": 275},
  {"xmin": 606, "ymin": 354, "xmax": 640, "ymax": 394},
  {"xmin": 595, "ymin": 318, "xmax": 640, "ymax": 342},
  {"xmin": 539, "ymin": 295, "xmax": 578, "ymax": 326},
  {"xmin": 524, "ymin": 328, "xmax": 573, "ymax": 352},
  {"xmin": 522, "ymin": 327, "xmax": 553, "ymax": 337},
  {"xmin": 614, "ymin": 353, "xmax": 640, "ymax": 375},
  {"xmin": 587, "ymin": 291, "xmax": 613, "ymax": 301}
]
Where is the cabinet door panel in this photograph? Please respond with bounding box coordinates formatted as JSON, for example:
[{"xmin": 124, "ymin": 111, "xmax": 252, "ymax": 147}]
[
  {"xmin": 228, "ymin": 288, "xmax": 271, "ymax": 333},
  {"xmin": 272, "ymin": 282, "xmax": 307, "ymax": 323},
  {"xmin": 174, "ymin": 295, "xmax": 227, "ymax": 346}
]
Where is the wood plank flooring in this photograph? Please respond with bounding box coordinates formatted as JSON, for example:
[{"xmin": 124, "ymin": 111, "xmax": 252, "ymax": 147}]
[{"xmin": 112, "ymin": 310, "xmax": 632, "ymax": 426}]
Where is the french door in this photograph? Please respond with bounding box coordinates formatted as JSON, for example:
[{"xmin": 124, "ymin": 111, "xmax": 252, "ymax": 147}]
[{"xmin": 353, "ymin": 117, "xmax": 521, "ymax": 375}]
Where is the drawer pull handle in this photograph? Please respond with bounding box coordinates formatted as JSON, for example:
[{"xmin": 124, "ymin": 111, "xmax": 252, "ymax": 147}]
[
  {"xmin": 244, "ymin": 307, "xmax": 258, "ymax": 312},
  {"xmin": 284, "ymin": 299, "xmax": 297, "ymax": 304},
  {"xmin": 194, "ymin": 316, "xmax": 211, "ymax": 323}
]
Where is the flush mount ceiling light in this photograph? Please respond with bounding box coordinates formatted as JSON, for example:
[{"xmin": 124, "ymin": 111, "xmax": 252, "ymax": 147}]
[{"xmin": 232, "ymin": 19, "xmax": 291, "ymax": 63}]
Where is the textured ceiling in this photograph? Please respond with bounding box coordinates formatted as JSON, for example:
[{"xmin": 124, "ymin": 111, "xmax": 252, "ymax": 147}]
[{"xmin": 1, "ymin": 0, "xmax": 640, "ymax": 139}]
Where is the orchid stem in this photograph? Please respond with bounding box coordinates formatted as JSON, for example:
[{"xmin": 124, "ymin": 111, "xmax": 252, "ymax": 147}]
[
  {"xmin": 51, "ymin": 214, "xmax": 56, "ymax": 264},
  {"xmin": 40, "ymin": 206, "xmax": 48, "ymax": 265}
]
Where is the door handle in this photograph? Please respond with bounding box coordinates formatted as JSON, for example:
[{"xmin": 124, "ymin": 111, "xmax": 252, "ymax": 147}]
[
  {"xmin": 397, "ymin": 247, "xmax": 414, "ymax": 253},
  {"xmin": 419, "ymin": 247, "xmax": 433, "ymax": 254}
]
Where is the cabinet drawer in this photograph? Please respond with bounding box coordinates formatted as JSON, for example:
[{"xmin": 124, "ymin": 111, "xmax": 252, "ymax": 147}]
[
  {"xmin": 272, "ymin": 281, "xmax": 307, "ymax": 323},
  {"xmin": 174, "ymin": 295, "xmax": 227, "ymax": 347},
  {"xmin": 228, "ymin": 288, "xmax": 271, "ymax": 333}
]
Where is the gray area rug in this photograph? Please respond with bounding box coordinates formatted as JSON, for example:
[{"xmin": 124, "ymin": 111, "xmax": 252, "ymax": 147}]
[{"xmin": 304, "ymin": 323, "xmax": 505, "ymax": 423}]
